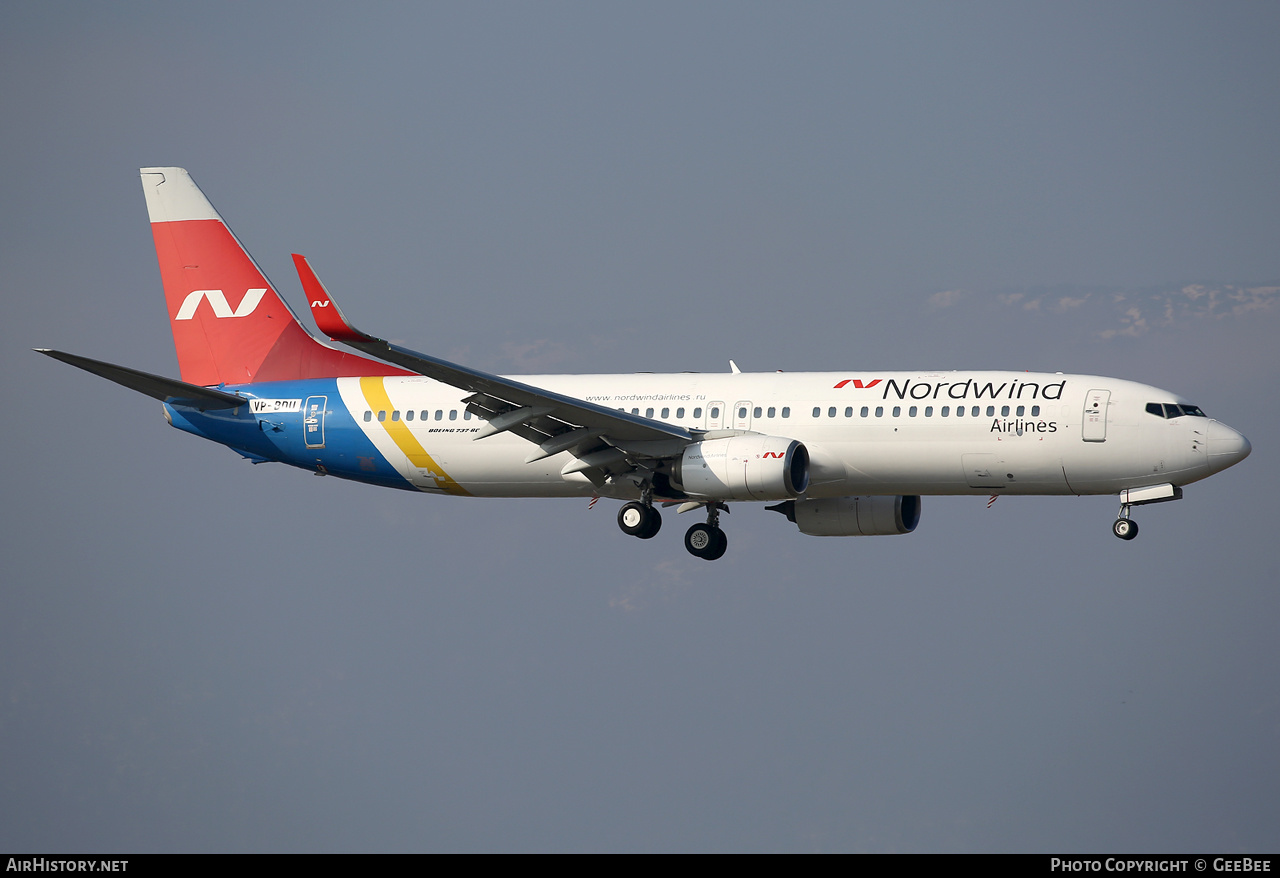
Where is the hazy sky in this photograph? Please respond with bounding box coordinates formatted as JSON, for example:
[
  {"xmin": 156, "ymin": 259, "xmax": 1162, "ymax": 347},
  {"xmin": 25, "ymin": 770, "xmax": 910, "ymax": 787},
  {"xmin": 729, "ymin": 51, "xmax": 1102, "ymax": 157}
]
[{"xmin": 2, "ymin": 2, "xmax": 1277, "ymax": 852}]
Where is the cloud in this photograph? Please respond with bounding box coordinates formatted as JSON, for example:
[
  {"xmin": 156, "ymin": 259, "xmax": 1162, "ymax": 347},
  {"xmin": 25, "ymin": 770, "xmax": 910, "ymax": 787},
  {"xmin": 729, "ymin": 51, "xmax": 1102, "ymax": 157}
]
[
  {"xmin": 928, "ymin": 289, "xmax": 965, "ymax": 308},
  {"xmin": 608, "ymin": 559, "xmax": 691, "ymax": 612},
  {"xmin": 932, "ymin": 281, "xmax": 1279, "ymax": 342},
  {"xmin": 1098, "ymin": 306, "xmax": 1147, "ymax": 339},
  {"xmin": 1226, "ymin": 285, "xmax": 1280, "ymax": 317}
]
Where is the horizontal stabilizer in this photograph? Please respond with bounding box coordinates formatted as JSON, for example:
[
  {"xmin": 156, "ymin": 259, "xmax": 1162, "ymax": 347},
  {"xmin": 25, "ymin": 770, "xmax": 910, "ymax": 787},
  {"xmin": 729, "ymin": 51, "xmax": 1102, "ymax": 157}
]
[{"xmin": 36, "ymin": 349, "xmax": 246, "ymax": 410}]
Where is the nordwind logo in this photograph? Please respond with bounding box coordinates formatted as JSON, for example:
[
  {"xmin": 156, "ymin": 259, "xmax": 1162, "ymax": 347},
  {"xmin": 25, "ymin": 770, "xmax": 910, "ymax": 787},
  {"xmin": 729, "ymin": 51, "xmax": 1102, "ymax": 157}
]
[
  {"xmin": 175, "ymin": 289, "xmax": 267, "ymax": 320},
  {"xmin": 833, "ymin": 379, "xmax": 881, "ymax": 389}
]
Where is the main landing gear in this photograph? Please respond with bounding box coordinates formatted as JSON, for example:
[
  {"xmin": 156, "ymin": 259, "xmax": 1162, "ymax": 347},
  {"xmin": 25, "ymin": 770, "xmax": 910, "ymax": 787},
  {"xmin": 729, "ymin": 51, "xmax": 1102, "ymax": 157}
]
[
  {"xmin": 615, "ymin": 495, "xmax": 729, "ymax": 560},
  {"xmin": 1112, "ymin": 504, "xmax": 1139, "ymax": 541},
  {"xmin": 684, "ymin": 502, "xmax": 728, "ymax": 561},
  {"xmin": 684, "ymin": 522, "xmax": 727, "ymax": 561},
  {"xmin": 617, "ymin": 500, "xmax": 662, "ymax": 539}
]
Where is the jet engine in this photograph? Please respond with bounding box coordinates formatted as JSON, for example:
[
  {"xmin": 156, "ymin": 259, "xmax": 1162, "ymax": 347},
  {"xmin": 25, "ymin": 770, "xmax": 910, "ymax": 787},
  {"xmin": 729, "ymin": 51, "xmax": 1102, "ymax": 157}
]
[
  {"xmin": 770, "ymin": 495, "xmax": 922, "ymax": 536},
  {"xmin": 671, "ymin": 436, "xmax": 809, "ymax": 501}
]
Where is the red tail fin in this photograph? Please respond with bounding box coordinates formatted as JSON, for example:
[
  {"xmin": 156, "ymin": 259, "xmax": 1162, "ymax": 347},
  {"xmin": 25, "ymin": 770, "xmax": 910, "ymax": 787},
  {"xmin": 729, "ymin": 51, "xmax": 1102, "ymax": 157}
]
[{"xmin": 140, "ymin": 167, "xmax": 406, "ymax": 386}]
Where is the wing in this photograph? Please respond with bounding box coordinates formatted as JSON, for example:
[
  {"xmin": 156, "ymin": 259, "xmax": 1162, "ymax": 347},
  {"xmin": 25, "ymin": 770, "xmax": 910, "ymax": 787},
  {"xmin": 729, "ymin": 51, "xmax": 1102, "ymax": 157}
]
[{"xmin": 294, "ymin": 255, "xmax": 697, "ymax": 482}]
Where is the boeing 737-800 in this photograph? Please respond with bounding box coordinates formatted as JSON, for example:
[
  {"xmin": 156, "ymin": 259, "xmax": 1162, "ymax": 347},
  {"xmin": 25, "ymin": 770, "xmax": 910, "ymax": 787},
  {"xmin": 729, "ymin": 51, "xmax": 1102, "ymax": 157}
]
[{"xmin": 38, "ymin": 168, "xmax": 1252, "ymax": 560}]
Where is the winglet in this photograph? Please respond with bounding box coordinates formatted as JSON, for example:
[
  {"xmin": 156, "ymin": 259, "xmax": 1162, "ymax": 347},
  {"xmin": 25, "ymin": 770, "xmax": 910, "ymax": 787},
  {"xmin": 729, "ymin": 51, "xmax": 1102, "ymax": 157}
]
[{"xmin": 293, "ymin": 253, "xmax": 377, "ymax": 343}]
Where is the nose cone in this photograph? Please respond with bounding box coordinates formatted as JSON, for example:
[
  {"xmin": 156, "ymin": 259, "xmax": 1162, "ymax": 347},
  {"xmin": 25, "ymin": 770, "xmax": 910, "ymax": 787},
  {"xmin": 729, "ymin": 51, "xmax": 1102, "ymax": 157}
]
[{"xmin": 1206, "ymin": 420, "xmax": 1252, "ymax": 474}]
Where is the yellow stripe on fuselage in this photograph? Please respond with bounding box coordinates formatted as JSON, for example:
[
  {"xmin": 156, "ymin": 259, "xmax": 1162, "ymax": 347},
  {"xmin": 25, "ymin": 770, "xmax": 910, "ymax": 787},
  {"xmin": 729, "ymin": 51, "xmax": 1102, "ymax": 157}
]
[{"xmin": 359, "ymin": 376, "xmax": 470, "ymax": 496}]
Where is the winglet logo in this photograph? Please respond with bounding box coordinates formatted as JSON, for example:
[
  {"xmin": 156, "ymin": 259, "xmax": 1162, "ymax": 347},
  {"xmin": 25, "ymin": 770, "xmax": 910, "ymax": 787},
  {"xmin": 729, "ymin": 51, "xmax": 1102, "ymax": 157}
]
[
  {"xmin": 833, "ymin": 379, "xmax": 882, "ymax": 389},
  {"xmin": 175, "ymin": 289, "xmax": 267, "ymax": 320},
  {"xmin": 310, "ymin": 300, "xmax": 330, "ymax": 308}
]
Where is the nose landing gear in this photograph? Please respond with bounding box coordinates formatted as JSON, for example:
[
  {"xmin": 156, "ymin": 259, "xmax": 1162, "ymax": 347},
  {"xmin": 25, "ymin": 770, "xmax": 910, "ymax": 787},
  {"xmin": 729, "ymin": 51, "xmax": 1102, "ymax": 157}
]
[{"xmin": 1112, "ymin": 505, "xmax": 1139, "ymax": 541}]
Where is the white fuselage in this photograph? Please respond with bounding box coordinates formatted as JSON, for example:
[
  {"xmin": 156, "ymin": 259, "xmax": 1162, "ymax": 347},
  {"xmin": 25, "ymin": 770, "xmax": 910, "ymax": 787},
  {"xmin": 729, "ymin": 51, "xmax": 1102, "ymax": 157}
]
[{"xmin": 324, "ymin": 370, "xmax": 1239, "ymax": 500}]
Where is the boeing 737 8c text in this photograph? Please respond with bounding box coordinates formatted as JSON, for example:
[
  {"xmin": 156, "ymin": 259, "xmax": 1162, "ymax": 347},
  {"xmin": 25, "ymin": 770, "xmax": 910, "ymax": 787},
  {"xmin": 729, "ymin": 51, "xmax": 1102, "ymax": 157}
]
[{"xmin": 38, "ymin": 168, "xmax": 1252, "ymax": 560}]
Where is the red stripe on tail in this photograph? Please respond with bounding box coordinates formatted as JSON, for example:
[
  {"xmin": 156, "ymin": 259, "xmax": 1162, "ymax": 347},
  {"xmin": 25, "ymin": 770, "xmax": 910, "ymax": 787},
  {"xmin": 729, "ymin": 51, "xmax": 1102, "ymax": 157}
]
[{"xmin": 143, "ymin": 168, "xmax": 406, "ymax": 386}]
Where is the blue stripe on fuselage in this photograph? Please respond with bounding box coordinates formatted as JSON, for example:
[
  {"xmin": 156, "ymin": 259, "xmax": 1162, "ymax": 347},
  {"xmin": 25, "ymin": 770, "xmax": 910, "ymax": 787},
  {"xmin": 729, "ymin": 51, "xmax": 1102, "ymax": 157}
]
[{"xmin": 163, "ymin": 379, "xmax": 415, "ymax": 490}]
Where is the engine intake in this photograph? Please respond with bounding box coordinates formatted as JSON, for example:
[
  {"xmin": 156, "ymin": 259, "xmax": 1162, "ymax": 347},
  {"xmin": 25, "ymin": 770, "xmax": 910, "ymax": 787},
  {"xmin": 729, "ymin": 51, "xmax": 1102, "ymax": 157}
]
[{"xmin": 672, "ymin": 436, "xmax": 809, "ymax": 501}]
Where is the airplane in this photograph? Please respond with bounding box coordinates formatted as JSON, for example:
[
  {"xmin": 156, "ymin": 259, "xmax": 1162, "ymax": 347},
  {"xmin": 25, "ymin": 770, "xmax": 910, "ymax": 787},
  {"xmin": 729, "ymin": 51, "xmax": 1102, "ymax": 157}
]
[{"xmin": 38, "ymin": 167, "xmax": 1252, "ymax": 560}]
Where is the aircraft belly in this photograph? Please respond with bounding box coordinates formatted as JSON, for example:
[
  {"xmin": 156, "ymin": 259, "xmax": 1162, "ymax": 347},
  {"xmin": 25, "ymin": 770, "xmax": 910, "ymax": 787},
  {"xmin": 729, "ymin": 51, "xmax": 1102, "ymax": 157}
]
[{"xmin": 807, "ymin": 436, "xmax": 1073, "ymax": 496}]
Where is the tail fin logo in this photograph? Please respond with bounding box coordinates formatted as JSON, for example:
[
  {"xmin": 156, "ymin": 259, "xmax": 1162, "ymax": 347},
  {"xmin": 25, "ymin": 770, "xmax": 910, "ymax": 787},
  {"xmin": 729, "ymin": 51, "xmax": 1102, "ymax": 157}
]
[{"xmin": 175, "ymin": 288, "xmax": 267, "ymax": 320}]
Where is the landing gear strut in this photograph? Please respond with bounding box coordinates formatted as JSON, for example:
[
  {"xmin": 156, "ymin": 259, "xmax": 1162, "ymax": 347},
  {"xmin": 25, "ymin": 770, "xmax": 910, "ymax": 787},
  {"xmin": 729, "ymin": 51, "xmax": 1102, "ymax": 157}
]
[
  {"xmin": 684, "ymin": 502, "xmax": 728, "ymax": 561},
  {"xmin": 1112, "ymin": 504, "xmax": 1139, "ymax": 541}
]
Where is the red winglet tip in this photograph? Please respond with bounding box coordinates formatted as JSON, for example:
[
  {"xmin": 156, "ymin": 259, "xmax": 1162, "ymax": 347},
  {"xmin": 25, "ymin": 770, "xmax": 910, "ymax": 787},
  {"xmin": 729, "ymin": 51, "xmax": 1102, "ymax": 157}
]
[{"xmin": 292, "ymin": 254, "xmax": 375, "ymax": 343}]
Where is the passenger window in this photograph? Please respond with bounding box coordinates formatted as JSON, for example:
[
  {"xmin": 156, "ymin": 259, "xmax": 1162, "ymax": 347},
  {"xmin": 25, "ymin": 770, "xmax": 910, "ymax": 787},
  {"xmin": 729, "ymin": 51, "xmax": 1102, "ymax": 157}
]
[
  {"xmin": 925, "ymin": 406, "xmax": 933, "ymax": 417},
  {"xmin": 767, "ymin": 407, "xmax": 775, "ymax": 418},
  {"xmin": 631, "ymin": 408, "xmax": 639, "ymax": 415},
  {"xmin": 1015, "ymin": 406, "xmax": 1024, "ymax": 417},
  {"xmin": 421, "ymin": 410, "xmax": 429, "ymax": 421},
  {"xmin": 737, "ymin": 407, "xmax": 746, "ymax": 419},
  {"xmin": 435, "ymin": 410, "xmax": 443, "ymax": 421},
  {"xmin": 860, "ymin": 406, "xmax": 869, "ymax": 418},
  {"xmin": 956, "ymin": 406, "xmax": 964, "ymax": 417},
  {"xmin": 844, "ymin": 407, "xmax": 852, "ymax": 418},
  {"xmin": 392, "ymin": 410, "xmax": 400, "ymax": 421},
  {"xmin": 662, "ymin": 407, "xmax": 670, "ymax": 418},
  {"xmin": 812, "ymin": 407, "xmax": 821, "ymax": 418},
  {"xmin": 892, "ymin": 406, "xmax": 901, "ymax": 417},
  {"xmin": 1031, "ymin": 406, "xmax": 1040, "ymax": 417},
  {"xmin": 986, "ymin": 406, "xmax": 995, "ymax": 417},
  {"xmin": 942, "ymin": 406, "xmax": 949, "ymax": 416},
  {"xmin": 1001, "ymin": 406, "xmax": 1009, "ymax": 417},
  {"xmin": 646, "ymin": 408, "xmax": 654, "ymax": 418},
  {"xmin": 710, "ymin": 406, "xmax": 720, "ymax": 419},
  {"xmin": 753, "ymin": 407, "xmax": 761, "ymax": 418},
  {"xmin": 694, "ymin": 407, "xmax": 703, "ymax": 418},
  {"xmin": 377, "ymin": 410, "xmax": 386, "ymax": 422},
  {"xmin": 971, "ymin": 406, "xmax": 979, "ymax": 417},
  {"xmin": 464, "ymin": 411, "xmax": 472, "ymax": 420},
  {"xmin": 677, "ymin": 407, "xmax": 685, "ymax": 418},
  {"xmin": 875, "ymin": 406, "xmax": 884, "ymax": 417},
  {"xmin": 449, "ymin": 410, "xmax": 457, "ymax": 420},
  {"xmin": 406, "ymin": 410, "xmax": 414, "ymax": 421},
  {"xmin": 828, "ymin": 407, "xmax": 837, "ymax": 418},
  {"xmin": 909, "ymin": 406, "xmax": 917, "ymax": 417},
  {"xmin": 363, "ymin": 411, "xmax": 372, "ymax": 422},
  {"xmin": 781, "ymin": 407, "xmax": 790, "ymax": 418}
]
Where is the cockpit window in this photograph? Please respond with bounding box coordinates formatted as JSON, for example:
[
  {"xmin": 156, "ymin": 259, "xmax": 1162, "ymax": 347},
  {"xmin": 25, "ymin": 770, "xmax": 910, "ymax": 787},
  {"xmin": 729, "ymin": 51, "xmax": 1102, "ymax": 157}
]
[{"xmin": 1147, "ymin": 402, "xmax": 1209, "ymax": 419}]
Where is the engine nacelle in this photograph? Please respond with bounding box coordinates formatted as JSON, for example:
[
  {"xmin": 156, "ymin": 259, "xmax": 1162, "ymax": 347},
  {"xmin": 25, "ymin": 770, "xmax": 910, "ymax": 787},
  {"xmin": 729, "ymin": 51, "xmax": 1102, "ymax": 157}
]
[
  {"xmin": 790, "ymin": 495, "xmax": 921, "ymax": 536},
  {"xmin": 672, "ymin": 436, "xmax": 809, "ymax": 501}
]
